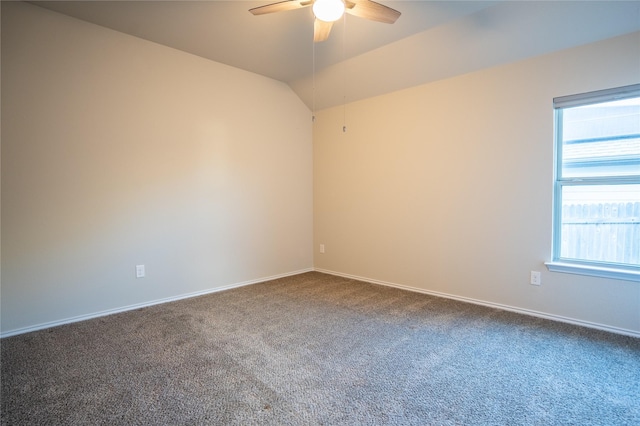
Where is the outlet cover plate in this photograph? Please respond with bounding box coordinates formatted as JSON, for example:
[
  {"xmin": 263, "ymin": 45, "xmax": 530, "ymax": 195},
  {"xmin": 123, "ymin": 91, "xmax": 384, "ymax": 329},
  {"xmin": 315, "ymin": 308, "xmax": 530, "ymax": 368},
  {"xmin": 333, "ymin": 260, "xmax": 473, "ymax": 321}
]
[
  {"xmin": 136, "ymin": 265, "xmax": 145, "ymax": 278},
  {"xmin": 530, "ymin": 271, "xmax": 541, "ymax": 285}
]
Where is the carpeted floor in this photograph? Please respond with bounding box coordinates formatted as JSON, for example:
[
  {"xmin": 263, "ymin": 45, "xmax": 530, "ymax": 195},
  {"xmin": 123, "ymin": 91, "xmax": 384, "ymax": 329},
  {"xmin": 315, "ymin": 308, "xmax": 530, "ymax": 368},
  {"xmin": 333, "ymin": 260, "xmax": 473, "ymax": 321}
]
[{"xmin": 2, "ymin": 271, "xmax": 639, "ymax": 425}]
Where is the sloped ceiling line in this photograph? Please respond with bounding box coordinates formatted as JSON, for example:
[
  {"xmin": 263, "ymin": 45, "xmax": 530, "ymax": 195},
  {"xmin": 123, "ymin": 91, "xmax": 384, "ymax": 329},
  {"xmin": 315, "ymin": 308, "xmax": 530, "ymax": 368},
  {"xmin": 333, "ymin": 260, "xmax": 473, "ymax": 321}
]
[{"xmin": 29, "ymin": 1, "xmax": 640, "ymax": 110}]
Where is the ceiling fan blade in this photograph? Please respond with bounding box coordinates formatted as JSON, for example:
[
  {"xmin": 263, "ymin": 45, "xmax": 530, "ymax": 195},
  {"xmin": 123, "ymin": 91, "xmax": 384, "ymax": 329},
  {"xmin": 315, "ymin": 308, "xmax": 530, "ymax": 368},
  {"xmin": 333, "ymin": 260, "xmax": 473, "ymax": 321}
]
[
  {"xmin": 249, "ymin": 1, "xmax": 311, "ymax": 16},
  {"xmin": 346, "ymin": 0, "xmax": 401, "ymax": 24},
  {"xmin": 314, "ymin": 19, "xmax": 334, "ymax": 42}
]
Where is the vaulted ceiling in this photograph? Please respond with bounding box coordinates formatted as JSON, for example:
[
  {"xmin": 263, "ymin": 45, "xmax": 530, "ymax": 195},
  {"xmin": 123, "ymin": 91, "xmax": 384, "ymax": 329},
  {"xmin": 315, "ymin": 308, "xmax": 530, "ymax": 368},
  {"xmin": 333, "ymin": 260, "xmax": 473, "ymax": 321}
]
[{"xmin": 30, "ymin": 1, "xmax": 640, "ymax": 110}]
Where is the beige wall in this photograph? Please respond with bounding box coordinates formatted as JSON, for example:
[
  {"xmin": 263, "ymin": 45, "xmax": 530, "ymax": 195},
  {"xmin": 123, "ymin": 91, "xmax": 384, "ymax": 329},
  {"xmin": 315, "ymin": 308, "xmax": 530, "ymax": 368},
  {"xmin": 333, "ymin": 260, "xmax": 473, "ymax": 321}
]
[
  {"xmin": 1, "ymin": 2, "xmax": 313, "ymax": 335},
  {"xmin": 313, "ymin": 32, "xmax": 640, "ymax": 335}
]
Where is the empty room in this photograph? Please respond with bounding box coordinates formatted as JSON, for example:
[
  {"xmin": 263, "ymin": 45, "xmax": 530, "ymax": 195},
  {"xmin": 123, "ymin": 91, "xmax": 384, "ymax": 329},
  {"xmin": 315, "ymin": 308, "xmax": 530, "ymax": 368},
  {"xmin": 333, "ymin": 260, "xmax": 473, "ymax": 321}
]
[{"xmin": 1, "ymin": 1, "xmax": 639, "ymax": 424}]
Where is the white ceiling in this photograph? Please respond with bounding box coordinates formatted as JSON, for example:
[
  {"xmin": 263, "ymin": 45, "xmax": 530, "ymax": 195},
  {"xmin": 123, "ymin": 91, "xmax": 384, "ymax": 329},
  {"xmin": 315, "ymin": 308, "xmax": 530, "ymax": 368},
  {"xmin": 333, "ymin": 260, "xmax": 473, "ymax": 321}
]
[{"xmin": 30, "ymin": 1, "xmax": 640, "ymax": 110}]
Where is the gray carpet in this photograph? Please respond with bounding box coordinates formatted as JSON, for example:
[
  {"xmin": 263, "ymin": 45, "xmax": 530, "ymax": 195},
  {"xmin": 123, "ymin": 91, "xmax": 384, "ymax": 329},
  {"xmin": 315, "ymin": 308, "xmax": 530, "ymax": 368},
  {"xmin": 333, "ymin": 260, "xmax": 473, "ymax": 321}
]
[{"xmin": 2, "ymin": 272, "xmax": 639, "ymax": 425}]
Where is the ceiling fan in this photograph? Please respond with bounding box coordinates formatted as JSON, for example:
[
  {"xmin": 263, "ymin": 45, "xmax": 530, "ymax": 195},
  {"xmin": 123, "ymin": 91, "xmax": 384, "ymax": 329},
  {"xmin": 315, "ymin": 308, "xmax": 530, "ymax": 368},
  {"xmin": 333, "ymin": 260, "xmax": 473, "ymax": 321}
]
[{"xmin": 249, "ymin": 0, "xmax": 401, "ymax": 42}]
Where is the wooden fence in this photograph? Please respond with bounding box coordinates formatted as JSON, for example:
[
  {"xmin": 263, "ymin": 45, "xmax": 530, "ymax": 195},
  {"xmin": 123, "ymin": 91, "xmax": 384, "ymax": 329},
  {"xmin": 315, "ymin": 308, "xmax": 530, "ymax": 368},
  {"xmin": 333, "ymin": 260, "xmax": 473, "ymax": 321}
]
[{"xmin": 561, "ymin": 202, "xmax": 640, "ymax": 265}]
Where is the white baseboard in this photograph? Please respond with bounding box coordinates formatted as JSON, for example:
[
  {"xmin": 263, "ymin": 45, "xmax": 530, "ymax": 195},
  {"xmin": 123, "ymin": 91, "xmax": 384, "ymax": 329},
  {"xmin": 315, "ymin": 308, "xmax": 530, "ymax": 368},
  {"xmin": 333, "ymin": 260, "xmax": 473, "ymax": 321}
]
[
  {"xmin": 0, "ymin": 268, "xmax": 314, "ymax": 339},
  {"xmin": 314, "ymin": 268, "xmax": 640, "ymax": 339},
  {"xmin": 5, "ymin": 267, "xmax": 636, "ymax": 339}
]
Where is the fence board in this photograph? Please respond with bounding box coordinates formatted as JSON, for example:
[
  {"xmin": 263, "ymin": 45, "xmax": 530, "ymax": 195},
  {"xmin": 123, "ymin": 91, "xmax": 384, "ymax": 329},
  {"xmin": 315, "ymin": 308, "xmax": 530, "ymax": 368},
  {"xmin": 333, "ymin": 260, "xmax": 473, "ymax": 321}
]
[{"xmin": 561, "ymin": 201, "xmax": 639, "ymax": 265}]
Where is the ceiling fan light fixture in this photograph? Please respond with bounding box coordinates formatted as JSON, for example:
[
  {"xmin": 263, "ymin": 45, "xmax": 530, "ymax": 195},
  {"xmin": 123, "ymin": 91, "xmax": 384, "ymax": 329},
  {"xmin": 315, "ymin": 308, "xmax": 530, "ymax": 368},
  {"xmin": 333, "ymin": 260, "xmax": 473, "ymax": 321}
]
[{"xmin": 312, "ymin": 0, "xmax": 345, "ymax": 22}]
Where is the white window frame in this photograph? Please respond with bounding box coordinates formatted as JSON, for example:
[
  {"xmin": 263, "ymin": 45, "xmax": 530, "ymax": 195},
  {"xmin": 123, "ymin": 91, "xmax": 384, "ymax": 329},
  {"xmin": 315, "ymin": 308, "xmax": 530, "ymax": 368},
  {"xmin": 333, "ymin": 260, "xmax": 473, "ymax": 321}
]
[{"xmin": 546, "ymin": 84, "xmax": 640, "ymax": 282}]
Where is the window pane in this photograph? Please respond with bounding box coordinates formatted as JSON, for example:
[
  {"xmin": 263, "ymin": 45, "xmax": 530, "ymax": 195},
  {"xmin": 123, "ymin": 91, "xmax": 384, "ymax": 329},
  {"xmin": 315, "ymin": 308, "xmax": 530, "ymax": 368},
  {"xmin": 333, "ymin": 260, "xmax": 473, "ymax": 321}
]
[
  {"xmin": 560, "ymin": 184, "xmax": 640, "ymax": 265},
  {"xmin": 561, "ymin": 98, "xmax": 640, "ymax": 178}
]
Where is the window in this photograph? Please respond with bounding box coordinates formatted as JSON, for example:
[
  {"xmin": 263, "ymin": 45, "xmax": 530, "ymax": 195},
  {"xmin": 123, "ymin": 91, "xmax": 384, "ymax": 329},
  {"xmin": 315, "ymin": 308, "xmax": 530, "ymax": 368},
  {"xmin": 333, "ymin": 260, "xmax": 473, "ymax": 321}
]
[{"xmin": 547, "ymin": 84, "xmax": 640, "ymax": 282}]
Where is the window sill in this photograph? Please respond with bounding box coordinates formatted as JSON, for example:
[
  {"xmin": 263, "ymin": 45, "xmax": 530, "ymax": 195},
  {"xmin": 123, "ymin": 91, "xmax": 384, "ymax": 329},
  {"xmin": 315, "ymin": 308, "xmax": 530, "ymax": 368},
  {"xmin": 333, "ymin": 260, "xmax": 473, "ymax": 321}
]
[{"xmin": 545, "ymin": 261, "xmax": 640, "ymax": 282}]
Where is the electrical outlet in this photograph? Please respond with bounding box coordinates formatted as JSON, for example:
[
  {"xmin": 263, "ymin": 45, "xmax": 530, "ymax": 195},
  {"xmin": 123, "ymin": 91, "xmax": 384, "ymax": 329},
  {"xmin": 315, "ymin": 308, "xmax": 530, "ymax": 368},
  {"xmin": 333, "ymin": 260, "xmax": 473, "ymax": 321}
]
[
  {"xmin": 320, "ymin": 244, "xmax": 325, "ymax": 254},
  {"xmin": 136, "ymin": 265, "xmax": 145, "ymax": 278},
  {"xmin": 530, "ymin": 271, "xmax": 541, "ymax": 286}
]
